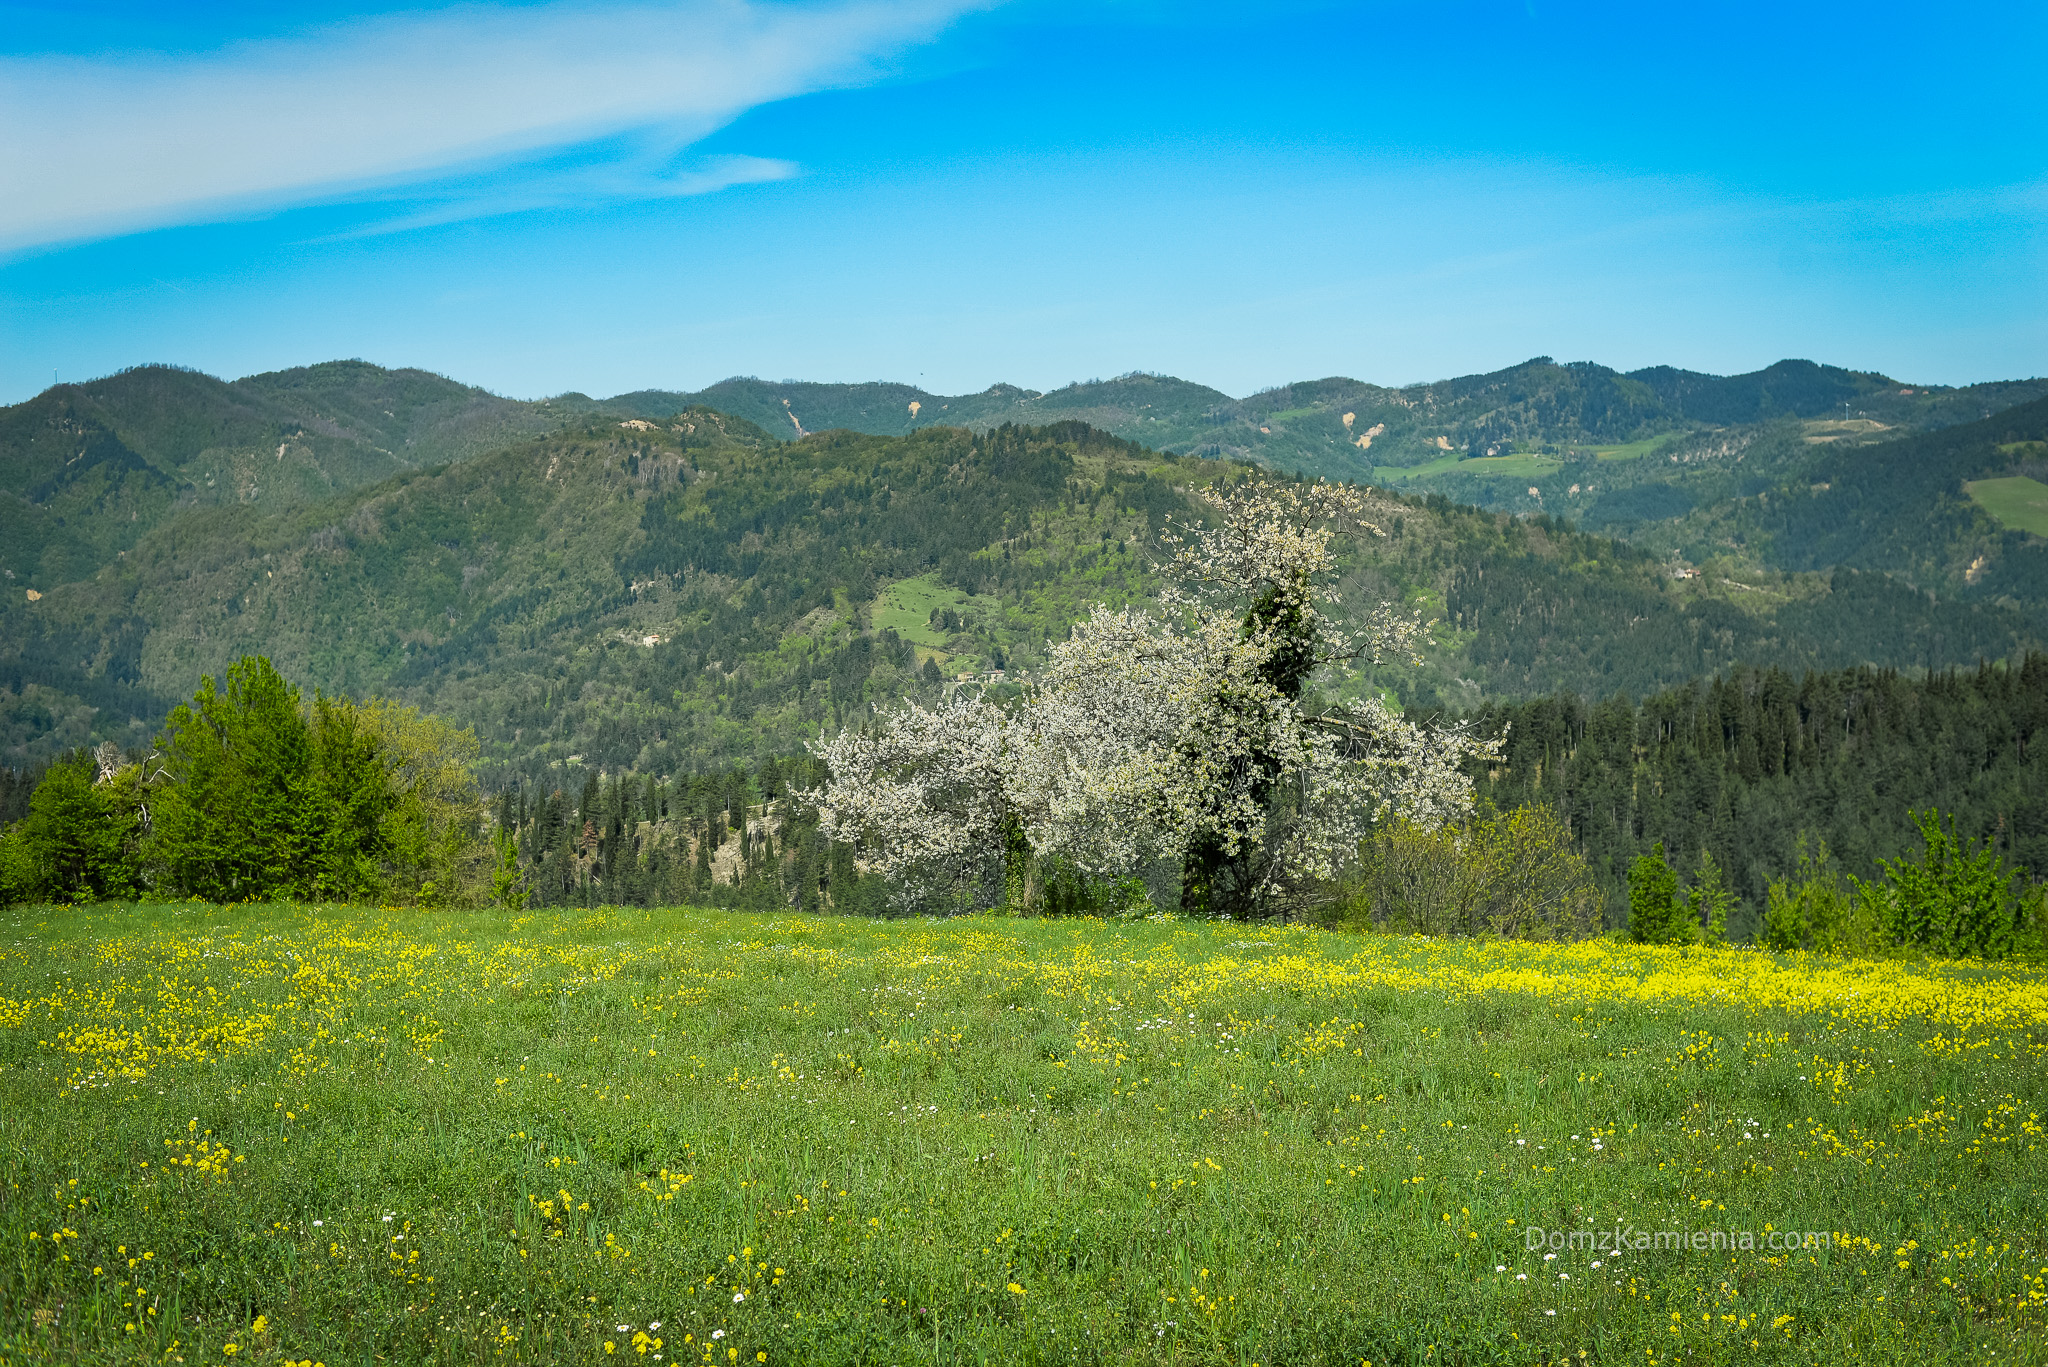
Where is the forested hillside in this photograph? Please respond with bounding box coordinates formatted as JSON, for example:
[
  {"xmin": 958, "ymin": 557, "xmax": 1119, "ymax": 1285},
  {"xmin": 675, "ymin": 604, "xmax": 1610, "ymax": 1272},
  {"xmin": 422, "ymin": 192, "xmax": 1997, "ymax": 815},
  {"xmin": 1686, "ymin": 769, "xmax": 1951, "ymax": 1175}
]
[
  {"xmin": 0, "ymin": 415, "xmax": 1190, "ymax": 777},
  {"xmin": 1469, "ymin": 657, "xmax": 2048, "ymax": 932},
  {"xmin": 6, "ymin": 410, "xmax": 2043, "ymax": 783},
  {"xmin": 1424, "ymin": 395, "xmax": 2048, "ymax": 612},
  {"xmin": 1699, "ymin": 396, "xmax": 2048, "ymax": 603},
  {"xmin": 13, "ymin": 357, "xmax": 2041, "ymax": 612},
  {"xmin": 0, "ymin": 360, "xmax": 575, "ymax": 590}
]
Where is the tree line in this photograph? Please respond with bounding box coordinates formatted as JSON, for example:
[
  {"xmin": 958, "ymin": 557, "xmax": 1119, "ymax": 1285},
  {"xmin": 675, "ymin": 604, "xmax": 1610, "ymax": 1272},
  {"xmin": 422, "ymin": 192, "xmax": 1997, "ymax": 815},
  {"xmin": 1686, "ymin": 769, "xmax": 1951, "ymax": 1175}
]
[
  {"xmin": 1467, "ymin": 654, "xmax": 2048, "ymax": 937},
  {"xmin": 10, "ymin": 644, "xmax": 2048, "ymax": 965},
  {"xmin": 0, "ymin": 656, "xmax": 484, "ymax": 905},
  {"xmin": 492, "ymin": 754, "xmax": 886, "ymax": 915}
]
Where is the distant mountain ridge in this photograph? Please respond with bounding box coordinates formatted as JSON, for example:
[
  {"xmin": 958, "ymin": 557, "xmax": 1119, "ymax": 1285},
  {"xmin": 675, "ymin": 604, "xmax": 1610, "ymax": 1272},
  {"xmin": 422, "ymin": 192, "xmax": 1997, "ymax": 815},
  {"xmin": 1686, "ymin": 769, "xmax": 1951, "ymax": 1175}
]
[
  {"xmin": 590, "ymin": 357, "xmax": 2048, "ymax": 483},
  {"xmin": 6, "ymin": 353, "xmax": 2043, "ymax": 602}
]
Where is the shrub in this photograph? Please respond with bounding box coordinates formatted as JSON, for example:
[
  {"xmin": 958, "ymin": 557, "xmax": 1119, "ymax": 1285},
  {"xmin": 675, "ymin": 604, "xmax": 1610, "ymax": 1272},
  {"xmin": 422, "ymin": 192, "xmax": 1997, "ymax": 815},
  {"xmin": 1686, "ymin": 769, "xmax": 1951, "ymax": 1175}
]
[
  {"xmin": 15, "ymin": 750, "xmax": 145, "ymax": 903},
  {"xmin": 1877, "ymin": 808, "xmax": 2022, "ymax": 959},
  {"xmin": 1323, "ymin": 804, "xmax": 1601, "ymax": 940}
]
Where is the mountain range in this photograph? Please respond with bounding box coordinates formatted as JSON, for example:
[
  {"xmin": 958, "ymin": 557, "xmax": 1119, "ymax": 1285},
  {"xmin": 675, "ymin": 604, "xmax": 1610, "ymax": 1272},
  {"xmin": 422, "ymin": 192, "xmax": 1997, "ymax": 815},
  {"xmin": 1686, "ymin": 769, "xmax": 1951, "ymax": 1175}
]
[
  {"xmin": 4, "ymin": 354, "xmax": 2046, "ymax": 779},
  {"xmin": 584, "ymin": 357, "xmax": 2048, "ymax": 483},
  {"xmin": 16, "ymin": 353, "xmax": 2047, "ymax": 597}
]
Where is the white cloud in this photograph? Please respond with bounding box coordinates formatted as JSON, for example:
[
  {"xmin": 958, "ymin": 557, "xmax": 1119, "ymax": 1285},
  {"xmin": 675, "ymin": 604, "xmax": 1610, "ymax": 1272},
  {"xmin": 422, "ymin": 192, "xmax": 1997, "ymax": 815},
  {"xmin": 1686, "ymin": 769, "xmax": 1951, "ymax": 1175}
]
[
  {"xmin": 322, "ymin": 150, "xmax": 805, "ymax": 239},
  {"xmin": 0, "ymin": 0, "xmax": 982, "ymax": 250}
]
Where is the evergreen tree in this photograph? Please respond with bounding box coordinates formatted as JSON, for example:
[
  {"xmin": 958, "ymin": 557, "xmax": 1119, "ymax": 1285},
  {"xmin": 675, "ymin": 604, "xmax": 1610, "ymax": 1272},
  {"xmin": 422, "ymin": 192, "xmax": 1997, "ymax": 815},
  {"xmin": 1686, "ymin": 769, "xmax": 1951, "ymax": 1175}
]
[
  {"xmin": 491, "ymin": 825, "xmax": 526, "ymax": 910},
  {"xmin": 1687, "ymin": 847, "xmax": 1735, "ymax": 947},
  {"xmin": 155, "ymin": 656, "xmax": 318, "ymax": 902},
  {"xmin": 1879, "ymin": 809, "xmax": 2020, "ymax": 958},
  {"xmin": 1627, "ymin": 842, "xmax": 1688, "ymax": 945}
]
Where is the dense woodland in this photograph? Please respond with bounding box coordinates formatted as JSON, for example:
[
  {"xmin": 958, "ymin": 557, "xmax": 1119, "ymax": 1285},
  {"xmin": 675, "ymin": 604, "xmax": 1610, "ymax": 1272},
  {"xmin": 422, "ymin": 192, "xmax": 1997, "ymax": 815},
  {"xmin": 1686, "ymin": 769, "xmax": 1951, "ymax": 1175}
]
[
  {"xmin": 9, "ymin": 400, "xmax": 2046, "ymax": 783},
  {"xmin": 1391, "ymin": 393, "xmax": 2048, "ymax": 619},
  {"xmin": 1469, "ymin": 656, "xmax": 2048, "ymax": 934}
]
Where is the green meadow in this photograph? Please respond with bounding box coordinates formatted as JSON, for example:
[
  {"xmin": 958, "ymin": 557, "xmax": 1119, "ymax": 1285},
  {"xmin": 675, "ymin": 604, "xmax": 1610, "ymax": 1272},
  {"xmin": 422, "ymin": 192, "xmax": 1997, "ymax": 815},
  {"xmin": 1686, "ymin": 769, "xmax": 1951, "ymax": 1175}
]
[
  {"xmin": 1374, "ymin": 453, "xmax": 1562, "ymax": 482},
  {"xmin": 1965, "ymin": 477, "xmax": 2048, "ymax": 539},
  {"xmin": 865, "ymin": 576, "xmax": 994, "ymax": 664},
  {"xmin": 2, "ymin": 902, "xmax": 2044, "ymax": 1365}
]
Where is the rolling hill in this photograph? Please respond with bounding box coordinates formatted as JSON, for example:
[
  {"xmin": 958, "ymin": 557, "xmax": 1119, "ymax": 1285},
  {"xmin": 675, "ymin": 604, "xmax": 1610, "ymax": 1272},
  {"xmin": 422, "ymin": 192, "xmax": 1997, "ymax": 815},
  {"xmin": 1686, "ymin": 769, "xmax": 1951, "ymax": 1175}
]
[
  {"xmin": 0, "ymin": 360, "xmax": 575, "ymax": 590},
  {"xmin": 1433, "ymin": 395, "xmax": 2048, "ymax": 611},
  {"xmin": 5, "ymin": 407, "xmax": 2042, "ymax": 779},
  {"xmin": 11, "ymin": 354, "xmax": 2042, "ymax": 602}
]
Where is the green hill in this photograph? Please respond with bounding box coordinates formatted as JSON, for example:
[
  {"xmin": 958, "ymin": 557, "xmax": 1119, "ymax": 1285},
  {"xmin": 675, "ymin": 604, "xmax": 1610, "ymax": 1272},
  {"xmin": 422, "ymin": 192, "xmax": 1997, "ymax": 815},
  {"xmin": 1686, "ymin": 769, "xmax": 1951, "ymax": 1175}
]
[
  {"xmin": 1509, "ymin": 396, "xmax": 2048, "ymax": 610},
  {"xmin": 0, "ymin": 360, "xmax": 574, "ymax": 591},
  {"xmin": 601, "ymin": 358, "xmax": 2048, "ymax": 484},
  {"xmin": 5, "ymin": 408, "xmax": 2041, "ymax": 778}
]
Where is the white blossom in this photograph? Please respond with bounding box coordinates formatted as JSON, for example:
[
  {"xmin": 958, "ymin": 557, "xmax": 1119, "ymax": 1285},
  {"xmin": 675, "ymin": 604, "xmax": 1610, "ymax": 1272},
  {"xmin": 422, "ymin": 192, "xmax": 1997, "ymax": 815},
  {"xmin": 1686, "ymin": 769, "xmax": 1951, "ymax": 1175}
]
[{"xmin": 811, "ymin": 475, "xmax": 1495, "ymax": 915}]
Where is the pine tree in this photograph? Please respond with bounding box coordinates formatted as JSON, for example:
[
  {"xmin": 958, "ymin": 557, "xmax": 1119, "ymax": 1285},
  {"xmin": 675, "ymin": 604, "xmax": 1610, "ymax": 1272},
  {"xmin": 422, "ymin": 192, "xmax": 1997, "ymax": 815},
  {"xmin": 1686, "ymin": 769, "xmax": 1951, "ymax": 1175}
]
[
  {"xmin": 1687, "ymin": 847, "xmax": 1735, "ymax": 947},
  {"xmin": 491, "ymin": 825, "xmax": 526, "ymax": 910},
  {"xmin": 1628, "ymin": 842, "xmax": 1689, "ymax": 945}
]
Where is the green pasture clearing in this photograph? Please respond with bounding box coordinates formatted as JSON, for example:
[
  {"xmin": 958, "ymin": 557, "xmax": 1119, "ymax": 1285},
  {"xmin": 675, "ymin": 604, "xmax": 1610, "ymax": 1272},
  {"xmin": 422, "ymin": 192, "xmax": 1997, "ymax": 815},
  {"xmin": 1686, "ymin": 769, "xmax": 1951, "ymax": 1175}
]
[
  {"xmin": 869, "ymin": 574, "xmax": 988, "ymax": 650},
  {"xmin": 1966, "ymin": 476, "xmax": 2048, "ymax": 538},
  {"xmin": 3, "ymin": 902, "xmax": 2043, "ymax": 1365},
  {"xmin": 1378, "ymin": 452, "xmax": 1563, "ymax": 482},
  {"xmin": 1590, "ymin": 434, "xmax": 1681, "ymax": 462}
]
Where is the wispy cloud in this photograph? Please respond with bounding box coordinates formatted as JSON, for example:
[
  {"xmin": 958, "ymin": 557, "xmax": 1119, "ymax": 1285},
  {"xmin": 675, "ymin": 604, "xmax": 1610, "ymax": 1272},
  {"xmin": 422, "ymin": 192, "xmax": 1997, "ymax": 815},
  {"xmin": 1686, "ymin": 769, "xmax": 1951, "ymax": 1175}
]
[
  {"xmin": 318, "ymin": 147, "xmax": 805, "ymax": 240},
  {"xmin": 0, "ymin": 0, "xmax": 983, "ymax": 251}
]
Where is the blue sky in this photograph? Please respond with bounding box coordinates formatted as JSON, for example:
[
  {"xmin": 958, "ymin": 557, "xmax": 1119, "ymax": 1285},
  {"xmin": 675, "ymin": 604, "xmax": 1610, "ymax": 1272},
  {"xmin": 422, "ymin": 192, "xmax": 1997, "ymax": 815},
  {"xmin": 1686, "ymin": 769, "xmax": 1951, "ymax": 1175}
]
[{"xmin": 2, "ymin": 0, "xmax": 2042, "ymax": 405}]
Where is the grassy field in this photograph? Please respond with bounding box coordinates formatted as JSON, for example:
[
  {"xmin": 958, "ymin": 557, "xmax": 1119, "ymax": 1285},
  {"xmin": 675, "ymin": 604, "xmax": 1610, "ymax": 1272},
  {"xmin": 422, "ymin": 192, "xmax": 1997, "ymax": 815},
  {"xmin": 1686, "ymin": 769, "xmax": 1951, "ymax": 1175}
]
[
  {"xmin": 1589, "ymin": 436, "xmax": 1681, "ymax": 463},
  {"xmin": 2, "ymin": 904, "xmax": 2045, "ymax": 1365},
  {"xmin": 1965, "ymin": 476, "xmax": 2048, "ymax": 538},
  {"xmin": 868, "ymin": 576, "xmax": 994, "ymax": 664},
  {"xmin": 1374, "ymin": 434, "xmax": 1675, "ymax": 481},
  {"xmin": 1374, "ymin": 453, "xmax": 1562, "ymax": 482}
]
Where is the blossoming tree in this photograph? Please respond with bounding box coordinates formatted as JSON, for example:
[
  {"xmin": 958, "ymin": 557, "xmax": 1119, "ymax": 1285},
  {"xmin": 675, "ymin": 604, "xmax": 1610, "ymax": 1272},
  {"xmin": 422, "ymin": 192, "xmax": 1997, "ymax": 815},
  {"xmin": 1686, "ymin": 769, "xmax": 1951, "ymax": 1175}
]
[{"xmin": 812, "ymin": 477, "xmax": 1495, "ymax": 916}]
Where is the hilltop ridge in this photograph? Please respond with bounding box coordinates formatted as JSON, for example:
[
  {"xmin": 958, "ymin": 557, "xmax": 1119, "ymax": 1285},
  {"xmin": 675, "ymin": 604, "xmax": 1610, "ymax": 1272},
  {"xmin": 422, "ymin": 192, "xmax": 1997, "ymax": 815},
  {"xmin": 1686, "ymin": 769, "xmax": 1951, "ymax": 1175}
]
[
  {"xmin": 0, "ymin": 360, "xmax": 567, "ymax": 587},
  {"xmin": 593, "ymin": 357, "xmax": 2048, "ymax": 483},
  {"xmin": 10, "ymin": 353, "xmax": 2043, "ymax": 596}
]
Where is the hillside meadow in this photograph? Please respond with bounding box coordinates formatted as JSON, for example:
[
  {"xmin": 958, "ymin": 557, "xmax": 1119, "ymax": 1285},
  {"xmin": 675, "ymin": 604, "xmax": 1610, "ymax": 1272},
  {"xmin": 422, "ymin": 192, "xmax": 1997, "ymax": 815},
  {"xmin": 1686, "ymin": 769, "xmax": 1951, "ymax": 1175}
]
[{"xmin": 2, "ymin": 903, "xmax": 2044, "ymax": 1365}]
